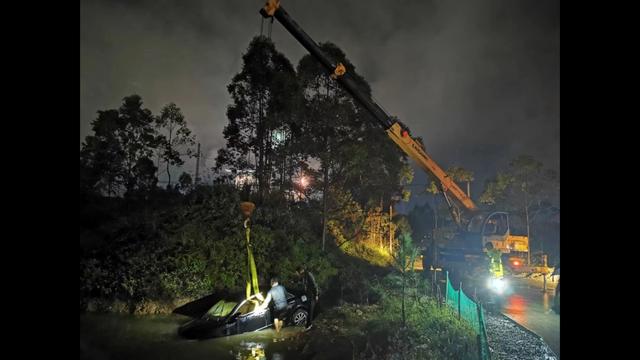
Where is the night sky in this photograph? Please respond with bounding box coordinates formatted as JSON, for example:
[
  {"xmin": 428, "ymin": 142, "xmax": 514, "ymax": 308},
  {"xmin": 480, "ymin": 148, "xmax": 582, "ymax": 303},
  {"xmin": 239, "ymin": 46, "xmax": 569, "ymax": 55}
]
[{"xmin": 80, "ymin": 0, "xmax": 559, "ymax": 210}]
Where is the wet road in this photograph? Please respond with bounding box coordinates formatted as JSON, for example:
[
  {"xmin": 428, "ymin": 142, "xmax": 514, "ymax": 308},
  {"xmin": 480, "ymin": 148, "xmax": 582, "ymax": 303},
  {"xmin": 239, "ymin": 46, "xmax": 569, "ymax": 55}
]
[{"xmin": 500, "ymin": 277, "xmax": 560, "ymax": 357}]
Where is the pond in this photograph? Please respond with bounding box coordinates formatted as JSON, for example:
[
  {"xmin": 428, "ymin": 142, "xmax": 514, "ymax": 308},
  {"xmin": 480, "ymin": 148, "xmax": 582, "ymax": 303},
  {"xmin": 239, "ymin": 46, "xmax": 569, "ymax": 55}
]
[{"xmin": 80, "ymin": 313, "xmax": 309, "ymax": 360}]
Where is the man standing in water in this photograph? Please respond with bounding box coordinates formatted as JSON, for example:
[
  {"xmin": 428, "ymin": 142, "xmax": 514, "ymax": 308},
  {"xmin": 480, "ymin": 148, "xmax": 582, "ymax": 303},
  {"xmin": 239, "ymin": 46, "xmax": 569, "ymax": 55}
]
[{"xmin": 260, "ymin": 277, "xmax": 288, "ymax": 333}]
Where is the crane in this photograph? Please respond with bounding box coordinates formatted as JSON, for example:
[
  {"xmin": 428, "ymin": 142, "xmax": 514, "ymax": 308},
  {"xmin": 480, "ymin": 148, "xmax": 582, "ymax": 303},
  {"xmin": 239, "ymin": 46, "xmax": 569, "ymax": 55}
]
[{"xmin": 259, "ymin": 0, "xmax": 529, "ymax": 269}]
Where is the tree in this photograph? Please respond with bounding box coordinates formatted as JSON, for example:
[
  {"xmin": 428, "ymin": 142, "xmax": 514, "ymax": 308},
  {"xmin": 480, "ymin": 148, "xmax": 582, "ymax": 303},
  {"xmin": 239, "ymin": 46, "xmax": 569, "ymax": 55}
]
[
  {"xmin": 480, "ymin": 155, "xmax": 559, "ymax": 262},
  {"xmin": 447, "ymin": 166, "xmax": 474, "ymax": 198},
  {"xmin": 132, "ymin": 157, "xmax": 158, "ymax": 194},
  {"xmin": 155, "ymin": 103, "xmax": 195, "ymax": 186},
  {"xmin": 178, "ymin": 172, "xmax": 193, "ymax": 193},
  {"xmin": 424, "ymin": 165, "xmax": 474, "ymax": 234},
  {"xmin": 391, "ymin": 222, "xmax": 418, "ymax": 328},
  {"xmin": 80, "ymin": 95, "xmax": 162, "ymax": 197},
  {"xmin": 117, "ymin": 95, "xmax": 159, "ymax": 195},
  {"xmin": 478, "ymin": 172, "xmax": 514, "ymax": 206},
  {"xmin": 215, "ymin": 36, "xmax": 301, "ymax": 200},
  {"xmin": 296, "ymin": 42, "xmax": 409, "ymax": 251},
  {"xmin": 80, "ymin": 109, "xmax": 125, "ymax": 196},
  {"xmin": 407, "ymin": 202, "xmax": 435, "ymax": 247},
  {"xmin": 421, "ymin": 165, "xmax": 475, "ymax": 252}
]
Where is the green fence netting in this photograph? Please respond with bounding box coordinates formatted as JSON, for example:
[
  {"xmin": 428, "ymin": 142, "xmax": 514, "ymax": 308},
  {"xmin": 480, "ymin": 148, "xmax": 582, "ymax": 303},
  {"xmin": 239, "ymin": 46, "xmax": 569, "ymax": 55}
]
[
  {"xmin": 445, "ymin": 272, "xmax": 491, "ymax": 360},
  {"xmin": 446, "ymin": 276, "xmax": 459, "ymax": 309}
]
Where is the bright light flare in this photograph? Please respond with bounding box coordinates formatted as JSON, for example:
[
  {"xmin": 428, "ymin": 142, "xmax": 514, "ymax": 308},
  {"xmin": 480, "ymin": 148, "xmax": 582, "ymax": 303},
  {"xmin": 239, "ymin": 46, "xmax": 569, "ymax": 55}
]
[
  {"xmin": 487, "ymin": 277, "xmax": 508, "ymax": 294},
  {"xmin": 297, "ymin": 176, "xmax": 309, "ymax": 188}
]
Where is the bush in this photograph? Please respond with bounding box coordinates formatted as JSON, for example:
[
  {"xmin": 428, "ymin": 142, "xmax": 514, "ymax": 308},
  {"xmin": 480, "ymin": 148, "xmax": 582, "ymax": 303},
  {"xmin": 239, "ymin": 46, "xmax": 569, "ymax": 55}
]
[
  {"xmin": 80, "ymin": 241, "xmax": 214, "ymax": 302},
  {"xmin": 80, "ymin": 185, "xmax": 338, "ymax": 308},
  {"xmin": 367, "ymin": 273, "xmax": 477, "ymax": 360}
]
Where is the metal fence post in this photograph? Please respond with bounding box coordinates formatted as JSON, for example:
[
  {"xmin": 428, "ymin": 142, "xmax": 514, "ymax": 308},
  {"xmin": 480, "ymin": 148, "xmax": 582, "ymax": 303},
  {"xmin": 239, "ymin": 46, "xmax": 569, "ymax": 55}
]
[
  {"xmin": 458, "ymin": 281, "xmax": 462, "ymax": 320},
  {"xmin": 477, "ymin": 301, "xmax": 484, "ymax": 360},
  {"xmin": 479, "ymin": 303, "xmax": 491, "ymax": 360},
  {"xmin": 445, "ymin": 271, "xmax": 449, "ymax": 303}
]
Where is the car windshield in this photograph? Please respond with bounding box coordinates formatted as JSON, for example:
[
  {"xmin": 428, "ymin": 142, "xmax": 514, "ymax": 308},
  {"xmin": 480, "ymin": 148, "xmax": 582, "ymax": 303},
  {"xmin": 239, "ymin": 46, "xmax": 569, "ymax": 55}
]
[
  {"xmin": 234, "ymin": 300, "xmax": 257, "ymax": 315},
  {"xmin": 205, "ymin": 299, "xmax": 237, "ymax": 318},
  {"xmin": 231, "ymin": 293, "xmax": 266, "ymax": 317}
]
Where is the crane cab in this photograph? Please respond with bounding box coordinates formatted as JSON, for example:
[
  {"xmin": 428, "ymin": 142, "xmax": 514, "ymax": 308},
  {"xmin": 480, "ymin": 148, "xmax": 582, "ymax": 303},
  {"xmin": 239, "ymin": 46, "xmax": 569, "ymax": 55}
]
[{"xmin": 467, "ymin": 212, "xmax": 529, "ymax": 254}]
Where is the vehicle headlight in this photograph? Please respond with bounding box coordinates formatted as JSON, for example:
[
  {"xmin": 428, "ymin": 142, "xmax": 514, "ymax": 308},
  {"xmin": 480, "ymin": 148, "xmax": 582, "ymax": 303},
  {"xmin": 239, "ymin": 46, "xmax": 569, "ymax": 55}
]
[{"xmin": 487, "ymin": 278, "xmax": 507, "ymax": 294}]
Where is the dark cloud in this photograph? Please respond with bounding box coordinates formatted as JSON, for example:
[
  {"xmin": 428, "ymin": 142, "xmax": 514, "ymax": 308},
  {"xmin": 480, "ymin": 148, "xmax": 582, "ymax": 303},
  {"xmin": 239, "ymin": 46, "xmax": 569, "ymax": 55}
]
[{"xmin": 81, "ymin": 0, "xmax": 559, "ymax": 198}]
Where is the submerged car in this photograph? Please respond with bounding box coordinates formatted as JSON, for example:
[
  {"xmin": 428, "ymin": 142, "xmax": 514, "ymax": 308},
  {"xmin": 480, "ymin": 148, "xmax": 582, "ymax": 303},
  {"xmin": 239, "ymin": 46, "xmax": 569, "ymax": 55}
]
[{"xmin": 176, "ymin": 291, "xmax": 310, "ymax": 339}]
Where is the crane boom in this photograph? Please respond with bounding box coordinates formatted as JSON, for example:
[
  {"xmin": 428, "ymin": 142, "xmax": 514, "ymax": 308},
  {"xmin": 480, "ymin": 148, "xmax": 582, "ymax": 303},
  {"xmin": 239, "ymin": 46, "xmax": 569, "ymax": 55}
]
[{"xmin": 260, "ymin": 1, "xmax": 478, "ymax": 224}]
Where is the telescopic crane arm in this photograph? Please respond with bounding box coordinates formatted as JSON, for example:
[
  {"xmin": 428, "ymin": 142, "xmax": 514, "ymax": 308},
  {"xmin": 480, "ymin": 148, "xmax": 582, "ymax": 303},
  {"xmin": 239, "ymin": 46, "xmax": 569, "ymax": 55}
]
[{"xmin": 260, "ymin": 0, "xmax": 478, "ymax": 226}]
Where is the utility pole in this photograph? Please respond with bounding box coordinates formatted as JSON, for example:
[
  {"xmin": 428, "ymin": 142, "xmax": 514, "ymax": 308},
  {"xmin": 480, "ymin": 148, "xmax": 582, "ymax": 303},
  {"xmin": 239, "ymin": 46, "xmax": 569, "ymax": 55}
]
[{"xmin": 194, "ymin": 143, "xmax": 201, "ymax": 185}]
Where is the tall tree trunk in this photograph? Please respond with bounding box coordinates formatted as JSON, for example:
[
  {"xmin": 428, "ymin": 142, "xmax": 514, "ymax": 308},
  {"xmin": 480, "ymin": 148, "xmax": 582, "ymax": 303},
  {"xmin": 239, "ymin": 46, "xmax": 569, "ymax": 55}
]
[
  {"xmin": 280, "ymin": 134, "xmax": 286, "ymax": 190},
  {"xmin": 322, "ymin": 163, "xmax": 329, "ymax": 252},
  {"xmin": 156, "ymin": 152, "xmax": 161, "ymax": 178},
  {"xmin": 167, "ymin": 125, "xmax": 173, "ymax": 186},
  {"xmin": 166, "ymin": 162, "xmax": 171, "ymax": 187},
  {"xmin": 401, "ymin": 234, "xmax": 406, "ymax": 327},
  {"xmin": 266, "ymin": 128, "xmax": 272, "ymax": 193},
  {"xmin": 378, "ymin": 204, "xmax": 382, "ymax": 249},
  {"xmin": 389, "ymin": 202, "xmax": 393, "ymax": 252},
  {"xmin": 257, "ymin": 95, "xmax": 265, "ymax": 201}
]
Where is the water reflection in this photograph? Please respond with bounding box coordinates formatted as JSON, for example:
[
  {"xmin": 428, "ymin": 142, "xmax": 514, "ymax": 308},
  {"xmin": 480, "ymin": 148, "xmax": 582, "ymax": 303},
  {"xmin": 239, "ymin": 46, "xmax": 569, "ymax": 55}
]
[
  {"xmin": 504, "ymin": 294, "xmax": 527, "ymax": 325},
  {"xmin": 230, "ymin": 328, "xmax": 302, "ymax": 360},
  {"xmin": 236, "ymin": 341, "xmax": 266, "ymax": 360},
  {"xmin": 80, "ymin": 314, "xmax": 303, "ymax": 360},
  {"xmin": 235, "ymin": 340, "xmax": 284, "ymax": 360}
]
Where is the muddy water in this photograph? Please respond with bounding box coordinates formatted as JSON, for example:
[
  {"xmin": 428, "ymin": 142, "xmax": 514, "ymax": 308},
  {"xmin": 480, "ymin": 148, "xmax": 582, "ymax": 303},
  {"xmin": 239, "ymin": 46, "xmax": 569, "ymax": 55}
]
[{"xmin": 80, "ymin": 313, "xmax": 308, "ymax": 360}]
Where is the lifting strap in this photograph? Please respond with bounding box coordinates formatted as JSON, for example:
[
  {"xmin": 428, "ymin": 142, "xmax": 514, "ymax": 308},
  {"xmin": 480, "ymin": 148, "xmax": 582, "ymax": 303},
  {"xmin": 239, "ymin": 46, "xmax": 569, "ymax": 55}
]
[{"xmin": 244, "ymin": 219, "xmax": 261, "ymax": 299}]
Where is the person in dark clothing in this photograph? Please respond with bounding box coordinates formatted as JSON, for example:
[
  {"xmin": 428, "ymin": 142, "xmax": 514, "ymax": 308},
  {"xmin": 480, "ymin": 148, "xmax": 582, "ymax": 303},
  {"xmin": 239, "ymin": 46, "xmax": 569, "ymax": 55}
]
[
  {"xmin": 260, "ymin": 277, "xmax": 288, "ymax": 333},
  {"xmin": 296, "ymin": 266, "xmax": 319, "ymax": 329}
]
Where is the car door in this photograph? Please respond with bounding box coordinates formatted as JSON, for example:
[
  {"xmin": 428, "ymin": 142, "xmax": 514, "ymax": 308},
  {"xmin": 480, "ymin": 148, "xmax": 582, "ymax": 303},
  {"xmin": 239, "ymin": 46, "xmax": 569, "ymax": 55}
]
[{"xmin": 238, "ymin": 306, "xmax": 271, "ymax": 332}]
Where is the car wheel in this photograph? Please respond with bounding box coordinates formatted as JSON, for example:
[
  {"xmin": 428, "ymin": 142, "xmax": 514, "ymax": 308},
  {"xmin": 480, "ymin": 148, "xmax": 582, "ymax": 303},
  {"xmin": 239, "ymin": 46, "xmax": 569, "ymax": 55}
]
[{"xmin": 292, "ymin": 308, "xmax": 308, "ymax": 327}]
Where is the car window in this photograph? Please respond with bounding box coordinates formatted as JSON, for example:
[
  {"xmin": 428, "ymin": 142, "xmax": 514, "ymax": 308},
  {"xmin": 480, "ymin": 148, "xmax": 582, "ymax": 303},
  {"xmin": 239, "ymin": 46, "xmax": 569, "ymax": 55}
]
[{"xmin": 235, "ymin": 300, "xmax": 257, "ymax": 315}]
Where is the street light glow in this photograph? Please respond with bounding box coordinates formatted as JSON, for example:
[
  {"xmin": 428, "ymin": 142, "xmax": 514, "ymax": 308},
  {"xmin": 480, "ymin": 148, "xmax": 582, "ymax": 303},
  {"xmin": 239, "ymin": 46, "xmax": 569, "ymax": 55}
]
[{"xmin": 298, "ymin": 176, "xmax": 308, "ymax": 188}]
